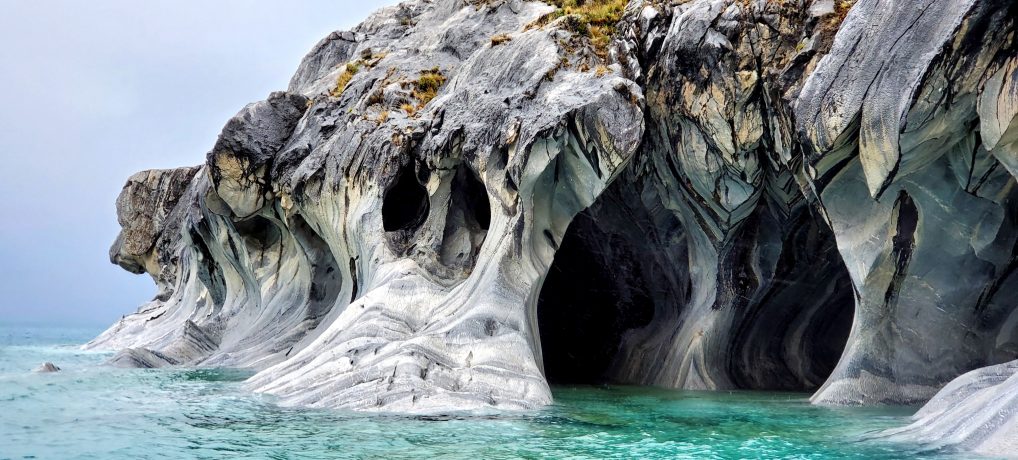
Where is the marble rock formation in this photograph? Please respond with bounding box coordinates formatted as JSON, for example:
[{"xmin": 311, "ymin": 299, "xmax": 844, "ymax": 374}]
[
  {"xmin": 881, "ymin": 359, "xmax": 1018, "ymax": 456},
  {"xmin": 87, "ymin": 0, "xmax": 1018, "ymax": 452}
]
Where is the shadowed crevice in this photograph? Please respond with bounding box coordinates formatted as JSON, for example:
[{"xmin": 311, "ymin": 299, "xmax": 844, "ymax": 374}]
[
  {"xmin": 439, "ymin": 164, "xmax": 491, "ymax": 271},
  {"xmin": 383, "ymin": 162, "xmax": 430, "ymax": 232},
  {"xmin": 884, "ymin": 190, "xmax": 918, "ymax": 313},
  {"xmin": 290, "ymin": 214, "xmax": 342, "ymax": 320},
  {"xmin": 190, "ymin": 227, "xmax": 227, "ymax": 309},
  {"xmin": 726, "ymin": 203, "xmax": 855, "ymax": 392}
]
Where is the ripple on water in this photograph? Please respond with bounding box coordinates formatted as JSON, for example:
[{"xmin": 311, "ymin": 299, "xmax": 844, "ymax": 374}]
[{"xmin": 0, "ymin": 327, "xmax": 981, "ymax": 459}]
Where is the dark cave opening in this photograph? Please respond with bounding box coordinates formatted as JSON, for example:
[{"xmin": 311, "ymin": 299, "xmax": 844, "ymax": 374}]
[
  {"xmin": 536, "ymin": 212, "xmax": 655, "ymax": 385},
  {"xmin": 232, "ymin": 215, "xmax": 281, "ymax": 251},
  {"xmin": 535, "ymin": 191, "xmax": 854, "ymax": 391},
  {"xmin": 726, "ymin": 203, "xmax": 855, "ymax": 392},
  {"xmin": 232, "ymin": 215, "xmax": 284, "ymax": 273},
  {"xmin": 382, "ymin": 162, "xmax": 430, "ymax": 232},
  {"xmin": 454, "ymin": 165, "xmax": 490, "ymax": 231}
]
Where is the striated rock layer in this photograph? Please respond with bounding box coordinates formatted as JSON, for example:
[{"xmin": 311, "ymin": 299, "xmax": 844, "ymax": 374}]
[
  {"xmin": 881, "ymin": 359, "xmax": 1018, "ymax": 456},
  {"xmin": 88, "ymin": 0, "xmax": 1018, "ymax": 452}
]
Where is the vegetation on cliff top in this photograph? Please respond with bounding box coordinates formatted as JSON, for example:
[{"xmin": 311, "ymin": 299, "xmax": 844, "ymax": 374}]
[
  {"xmin": 530, "ymin": 0, "xmax": 628, "ymax": 59},
  {"xmin": 401, "ymin": 67, "xmax": 447, "ymax": 116},
  {"xmin": 330, "ymin": 52, "xmax": 387, "ymax": 99}
]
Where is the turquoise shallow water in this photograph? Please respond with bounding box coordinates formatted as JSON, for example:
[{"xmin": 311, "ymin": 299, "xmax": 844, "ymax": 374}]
[{"xmin": 0, "ymin": 326, "xmax": 986, "ymax": 459}]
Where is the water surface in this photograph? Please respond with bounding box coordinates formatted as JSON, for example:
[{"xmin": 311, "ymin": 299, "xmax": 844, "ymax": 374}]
[{"xmin": 0, "ymin": 326, "xmax": 984, "ymax": 459}]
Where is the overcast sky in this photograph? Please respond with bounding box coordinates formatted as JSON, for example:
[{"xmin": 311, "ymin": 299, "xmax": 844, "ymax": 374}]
[{"xmin": 0, "ymin": 1, "xmax": 398, "ymax": 327}]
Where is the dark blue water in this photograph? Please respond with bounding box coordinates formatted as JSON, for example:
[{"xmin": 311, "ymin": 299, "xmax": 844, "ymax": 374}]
[{"xmin": 0, "ymin": 326, "xmax": 984, "ymax": 459}]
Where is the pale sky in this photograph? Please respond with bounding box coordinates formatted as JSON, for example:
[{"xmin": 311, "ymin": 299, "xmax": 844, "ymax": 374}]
[{"xmin": 0, "ymin": 1, "xmax": 399, "ymax": 326}]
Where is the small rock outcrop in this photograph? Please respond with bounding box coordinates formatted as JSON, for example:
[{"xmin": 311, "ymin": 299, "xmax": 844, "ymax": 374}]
[
  {"xmin": 33, "ymin": 362, "xmax": 60, "ymax": 373},
  {"xmin": 86, "ymin": 0, "xmax": 1017, "ymax": 454},
  {"xmin": 108, "ymin": 348, "xmax": 177, "ymax": 369}
]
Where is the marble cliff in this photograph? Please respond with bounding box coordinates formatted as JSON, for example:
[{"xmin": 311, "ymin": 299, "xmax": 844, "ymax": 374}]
[{"xmin": 88, "ymin": 0, "xmax": 1018, "ymax": 455}]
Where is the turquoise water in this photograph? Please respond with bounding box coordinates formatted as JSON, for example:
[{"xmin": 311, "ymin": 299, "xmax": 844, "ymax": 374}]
[{"xmin": 0, "ymin": 326, "xmax": 983, "ymax": 459}]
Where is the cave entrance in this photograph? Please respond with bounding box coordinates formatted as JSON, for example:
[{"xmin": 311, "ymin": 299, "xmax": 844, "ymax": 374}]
[
  {"xmin": 383, "ymin": 161, "xmax": 430, "ymax": 232},
  {"xmin": 535, "ymin": 192, "xmax": 854, "ymax": 391},
  {"xmin": 536, "ymin": 211, "xmax": 655, "ymax": 385},
  {"xmin": 727, "ymin": 203, "xmax": 855, "ymax": 392}
]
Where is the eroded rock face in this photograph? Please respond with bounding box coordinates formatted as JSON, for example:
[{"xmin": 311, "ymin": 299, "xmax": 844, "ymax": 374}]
[
  {"xmin": 88, "ymin": 0, "xmax": 1018, "ymax": 439},
  {"xmin": 881, "ymin": 359, "xmax": 1018, "ymax": 456},
  {"xmin": 797, "ymin": 0, "xmax": 1018, "ymax": 407},
  {"xmin": 90, "ymin": 0, "xmax": 643, "ymax": 410}
]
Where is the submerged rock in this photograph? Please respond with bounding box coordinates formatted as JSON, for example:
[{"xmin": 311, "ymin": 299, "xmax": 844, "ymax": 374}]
[
  {"xmin": 85, "ymin": 0, "xmax": 1018, "ymax": 448},
  {"xmin": 33, "ymin": 362, "xmax": 60, "ymax": 373}
]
